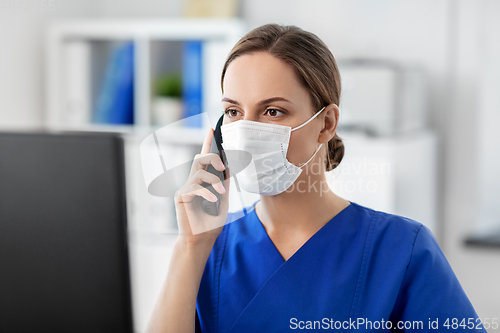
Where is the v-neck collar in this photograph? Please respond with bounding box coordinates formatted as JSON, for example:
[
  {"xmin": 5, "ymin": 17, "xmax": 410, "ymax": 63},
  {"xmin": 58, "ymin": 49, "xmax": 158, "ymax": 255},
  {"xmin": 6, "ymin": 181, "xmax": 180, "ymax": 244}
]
[{"xmin": 250, "ymin": 200, "xmax": 354, "ymax": 263}]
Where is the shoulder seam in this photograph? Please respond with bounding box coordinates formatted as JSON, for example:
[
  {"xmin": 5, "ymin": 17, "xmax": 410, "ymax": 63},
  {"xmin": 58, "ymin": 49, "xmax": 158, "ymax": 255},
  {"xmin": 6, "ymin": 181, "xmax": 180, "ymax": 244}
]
[
  {"xmin": 388, "ymin": 223, "xmax": 423, "ymax": 322},
  {"xmin": 405, "ymin": 223, "xmax": 424, "ymax": 271},
  {"xmin": 352, "ymin": 202, "xmax": 421, "ymax": 227}
]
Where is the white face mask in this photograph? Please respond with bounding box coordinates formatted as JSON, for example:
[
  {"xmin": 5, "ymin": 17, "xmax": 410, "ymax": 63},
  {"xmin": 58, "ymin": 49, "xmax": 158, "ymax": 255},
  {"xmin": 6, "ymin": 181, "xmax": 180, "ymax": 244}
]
[{"xmin": 221, "ymin": 106, "xmax": 325, "ymax": 196}]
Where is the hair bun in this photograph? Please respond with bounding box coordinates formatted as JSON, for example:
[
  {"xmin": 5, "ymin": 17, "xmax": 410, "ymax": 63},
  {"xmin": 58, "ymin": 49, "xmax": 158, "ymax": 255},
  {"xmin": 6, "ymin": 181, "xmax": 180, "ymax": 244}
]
[{"xmin": 326, "ymin": 134, "xmax": 344, "ymax": 171}]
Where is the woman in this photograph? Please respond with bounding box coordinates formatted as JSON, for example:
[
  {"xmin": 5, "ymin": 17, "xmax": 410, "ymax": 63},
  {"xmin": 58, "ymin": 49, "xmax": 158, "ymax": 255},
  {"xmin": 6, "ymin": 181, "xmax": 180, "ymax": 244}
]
[{"xmin": 147, "ymin": 24, "xmax": 485, "ymax": 332}]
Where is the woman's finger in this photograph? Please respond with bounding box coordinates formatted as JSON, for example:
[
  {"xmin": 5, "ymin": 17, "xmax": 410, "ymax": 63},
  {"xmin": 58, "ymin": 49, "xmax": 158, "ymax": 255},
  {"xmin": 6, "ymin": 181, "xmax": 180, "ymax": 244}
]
[
  {"xmin": 189, "ymin": 169, "xmax": 226, "ymax": 195},
  {"xmin": 176, "ymin": 183, "xmax": 218, "ymax": 203},
  {"xmin": 190, "ymin": 153, "xmax": 225, "ymax": 177},
  {"xmin": 201, "ymin": 128, "xmax": 214, "ymax": 155}
]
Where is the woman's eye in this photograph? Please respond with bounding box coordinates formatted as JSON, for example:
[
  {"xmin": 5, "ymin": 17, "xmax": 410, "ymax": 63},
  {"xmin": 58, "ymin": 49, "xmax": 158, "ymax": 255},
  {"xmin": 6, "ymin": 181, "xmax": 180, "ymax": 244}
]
[
  {"xmin": 224, "ymin": 109, "xmax": 240, "ymax": 117},
  {"xmin": 265, "ymin": 109, "xmax": 283, "ymax": 117}
]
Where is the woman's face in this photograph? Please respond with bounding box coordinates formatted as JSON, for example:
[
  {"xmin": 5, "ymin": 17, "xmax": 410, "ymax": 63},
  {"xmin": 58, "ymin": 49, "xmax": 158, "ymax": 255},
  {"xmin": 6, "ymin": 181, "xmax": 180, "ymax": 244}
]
[{"xmin": 222, "ymin": 51, "xmax": 325, "ymax": 167}]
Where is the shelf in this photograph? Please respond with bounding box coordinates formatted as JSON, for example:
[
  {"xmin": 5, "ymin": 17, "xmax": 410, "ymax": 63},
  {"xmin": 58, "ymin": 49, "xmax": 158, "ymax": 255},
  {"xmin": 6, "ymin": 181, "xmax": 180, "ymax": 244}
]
[
  {"xmin": 48, "ymin": 18, "xmax": 245, "ymax": 41},
  {"xmin": 47, "ymin": 123, "xmax": 136, "ymax": 134},
  {"xmin": 46, "ymin": 123, "xmax": 208, "ymax": 145},
  {"xmin": 151, "ymin": 125, "xmax": 207, "ymax": 145},
  {"xmin": 464, "ymin": 228, "xmax": 500, "ymax": 249},
  {"xmin": 45, "ymin": 18, "xmax": 245, "ymax": 134}
]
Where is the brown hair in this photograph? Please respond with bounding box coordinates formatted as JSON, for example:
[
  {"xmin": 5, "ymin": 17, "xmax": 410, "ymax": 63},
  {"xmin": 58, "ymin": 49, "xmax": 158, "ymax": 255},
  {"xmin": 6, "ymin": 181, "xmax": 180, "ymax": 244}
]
[{"xmin": 220, "ymin": 23, "xmax": 344, "ymax": 171}]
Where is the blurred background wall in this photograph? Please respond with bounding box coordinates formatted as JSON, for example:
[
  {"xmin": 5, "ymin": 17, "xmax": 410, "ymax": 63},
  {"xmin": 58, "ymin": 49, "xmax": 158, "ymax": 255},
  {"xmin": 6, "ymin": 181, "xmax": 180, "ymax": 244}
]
[{"xmin": 1, "ymin": 0, "xmax": 498, "ymax": 328}]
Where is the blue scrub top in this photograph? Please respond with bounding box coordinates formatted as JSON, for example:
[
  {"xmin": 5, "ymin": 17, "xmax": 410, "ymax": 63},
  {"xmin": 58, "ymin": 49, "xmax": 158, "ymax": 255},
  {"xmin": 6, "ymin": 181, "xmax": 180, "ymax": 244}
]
[{"xmin": 196, "ymin": 201, "xmax": 485, "ymax": 332}]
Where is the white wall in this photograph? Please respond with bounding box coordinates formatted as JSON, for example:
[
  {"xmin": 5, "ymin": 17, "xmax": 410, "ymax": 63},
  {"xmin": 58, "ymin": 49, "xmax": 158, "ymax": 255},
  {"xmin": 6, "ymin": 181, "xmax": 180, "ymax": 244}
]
[
  {"xmin": 444, "ymin": 0, "xmax": 500, "ymax": 322},
  {"xmin": 476, "ymin": 0, "xmax": 500, "ymax": 231}
]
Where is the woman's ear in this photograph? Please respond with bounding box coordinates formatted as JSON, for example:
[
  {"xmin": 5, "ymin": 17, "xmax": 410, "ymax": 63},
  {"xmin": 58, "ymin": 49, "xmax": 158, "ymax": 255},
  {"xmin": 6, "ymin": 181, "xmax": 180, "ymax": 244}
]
[{"xmin": 318, "ymin": 103, "xmax": 339, "ymax": 144}]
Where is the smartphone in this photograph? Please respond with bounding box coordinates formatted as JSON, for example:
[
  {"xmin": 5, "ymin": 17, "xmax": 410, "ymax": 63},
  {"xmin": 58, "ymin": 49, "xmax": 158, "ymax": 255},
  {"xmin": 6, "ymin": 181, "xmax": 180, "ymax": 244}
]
[{"xmin": 200, "ymin": 115, "xmax": 227, "ymax": 216}]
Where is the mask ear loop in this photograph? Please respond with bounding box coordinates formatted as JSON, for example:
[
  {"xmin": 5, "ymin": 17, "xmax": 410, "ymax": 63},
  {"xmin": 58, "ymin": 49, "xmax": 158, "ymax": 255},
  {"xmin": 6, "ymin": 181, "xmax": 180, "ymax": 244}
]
[
  {"xmin": 291, "ymin": 106, "xmax": 326, "ymax": 169},
  {"xmin": 291, "ymin": 106, "xmax": 326, "ymax": 132},
  {"xmin": 298, "ymin": 143, "xmax": 323, "ymax": 169}
]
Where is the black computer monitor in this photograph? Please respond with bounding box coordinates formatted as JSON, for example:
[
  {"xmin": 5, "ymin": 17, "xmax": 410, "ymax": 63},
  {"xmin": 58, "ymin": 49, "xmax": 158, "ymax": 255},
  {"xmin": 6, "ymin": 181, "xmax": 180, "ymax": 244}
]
[{"xmin": 0, "ymin": 131, "xmax": 133, "ymax": 332}]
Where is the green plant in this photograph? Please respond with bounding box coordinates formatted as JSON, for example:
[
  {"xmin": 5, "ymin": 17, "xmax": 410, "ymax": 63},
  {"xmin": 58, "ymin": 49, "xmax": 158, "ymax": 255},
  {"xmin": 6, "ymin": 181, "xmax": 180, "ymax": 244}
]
[{"xmin": 154, "ymin": 73, "xmax": 182, "ymax": 97}]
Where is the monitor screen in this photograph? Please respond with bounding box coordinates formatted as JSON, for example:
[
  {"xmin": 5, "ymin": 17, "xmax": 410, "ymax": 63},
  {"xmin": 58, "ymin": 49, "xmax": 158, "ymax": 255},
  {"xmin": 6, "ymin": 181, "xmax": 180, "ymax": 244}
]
[{"xmin": 0, "ymin": 131, "xmax": 133, "ymax": 332}]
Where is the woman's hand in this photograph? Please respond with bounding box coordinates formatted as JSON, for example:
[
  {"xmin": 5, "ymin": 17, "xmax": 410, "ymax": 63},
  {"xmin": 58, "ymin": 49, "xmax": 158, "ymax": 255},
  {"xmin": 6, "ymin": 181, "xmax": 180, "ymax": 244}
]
[
  {"xmin": 174, "ymin": 128, "xmax": 230, "ymax": 248},
  {"xmin": 146, "ymin": 129, "xmax": 230, "ymax": 333}
]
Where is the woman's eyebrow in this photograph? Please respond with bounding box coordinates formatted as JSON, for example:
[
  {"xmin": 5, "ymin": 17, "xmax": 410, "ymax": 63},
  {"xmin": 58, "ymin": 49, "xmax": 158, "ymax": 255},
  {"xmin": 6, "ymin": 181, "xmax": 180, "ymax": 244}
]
[
  {"xmin": 221, "ymin": 97, "xmax": 240, "ymax": 105},
  {"xmin": 221, "ymin": 97, "xmax": 293, "ymax": 105},
  {"xmin": 258, "ymin": 97, "xmax": 293, "ymax": 105}
]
